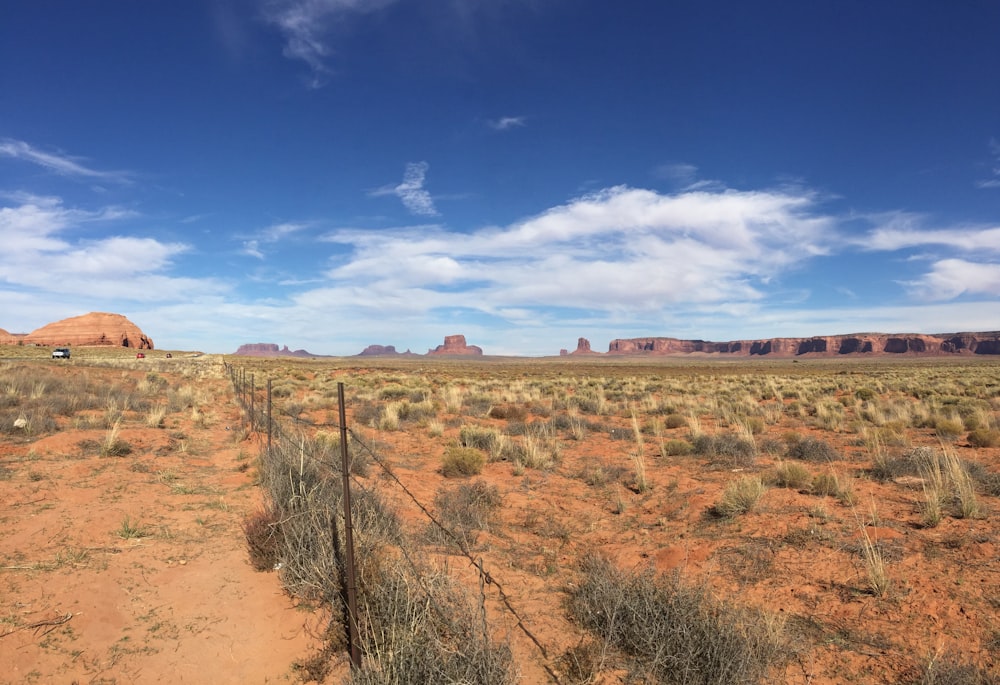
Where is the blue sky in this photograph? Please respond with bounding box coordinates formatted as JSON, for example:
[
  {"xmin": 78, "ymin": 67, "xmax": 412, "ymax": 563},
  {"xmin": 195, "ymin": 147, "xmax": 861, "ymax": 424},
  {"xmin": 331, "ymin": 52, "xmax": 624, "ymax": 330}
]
[{"xmin": 2, "ymin": 1, "xmax": 999, "ymax": 355}]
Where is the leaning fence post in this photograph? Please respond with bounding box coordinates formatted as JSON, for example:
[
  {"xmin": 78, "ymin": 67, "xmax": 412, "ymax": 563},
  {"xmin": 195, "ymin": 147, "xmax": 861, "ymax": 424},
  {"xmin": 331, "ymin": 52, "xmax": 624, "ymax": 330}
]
[
  {"xmin": 338, "ymin": 382, "xmax": 362, "ymax": 669},
  {"xmin": 249, "ymin": 373, "xmax": 255, "ymax": 431},
  {"xmin": 266, "ymin": 378, "xmax": 272, "ymax": 457}
]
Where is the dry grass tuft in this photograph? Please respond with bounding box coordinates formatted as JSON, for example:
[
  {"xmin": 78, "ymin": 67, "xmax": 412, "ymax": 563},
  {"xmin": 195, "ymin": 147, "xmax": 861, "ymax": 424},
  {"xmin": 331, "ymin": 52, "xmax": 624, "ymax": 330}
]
[
  {"xmin": 770, "ymin": 461, "xmax": 812, "ymax": 490},
  {"xmin": 714, "ymin": 476, "xmax": 766, "ymax": 518}
]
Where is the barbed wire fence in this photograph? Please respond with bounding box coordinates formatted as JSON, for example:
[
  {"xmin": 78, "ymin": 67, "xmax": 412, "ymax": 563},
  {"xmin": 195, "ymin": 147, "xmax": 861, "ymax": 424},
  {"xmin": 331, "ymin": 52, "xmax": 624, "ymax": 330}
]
[{"xmin": 224, "ymin": 361, "xmax": 564, "ymax": 683}]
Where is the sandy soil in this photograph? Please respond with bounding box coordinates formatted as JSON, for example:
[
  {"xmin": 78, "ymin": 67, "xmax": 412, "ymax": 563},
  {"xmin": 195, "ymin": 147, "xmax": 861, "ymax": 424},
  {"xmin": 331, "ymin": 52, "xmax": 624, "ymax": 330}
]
[
  {"xmin": 323, "ymin": 360, "xmax": 1000, "ymax": 684},
  {"xmin": 3, "ymin": 355, "xmax": 999, "ymax": 684},
  {"xmin": 0, "ymin": 360, "xmax": 322, "ymax": 685}
]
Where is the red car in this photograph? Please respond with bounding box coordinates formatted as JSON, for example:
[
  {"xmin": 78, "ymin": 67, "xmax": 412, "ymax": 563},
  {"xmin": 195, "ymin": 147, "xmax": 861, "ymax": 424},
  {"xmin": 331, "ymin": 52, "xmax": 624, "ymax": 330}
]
[{"xmin": 136, "ymin": 352, "xmax": 145, "ymax": 359}]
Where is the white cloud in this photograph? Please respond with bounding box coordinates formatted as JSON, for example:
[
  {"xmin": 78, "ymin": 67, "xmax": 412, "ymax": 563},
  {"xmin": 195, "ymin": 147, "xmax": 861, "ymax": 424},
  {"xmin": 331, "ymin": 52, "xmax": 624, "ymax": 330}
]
[
  {"xmin": 855, "ymin": 213, "xmax": 1000, "ymax": 303},
  {"xmin": 488, "ymin": 116, "xmax": 526, "ymax": 131},
  {"xmin": 865, "ymin": 217, "xmax": 1000, "ymax": 254},
  {"xmin": 324, "ymin": 185, "xmax": 835, "ymax": 321},
  {"xmin": 262, "ymin": 0, "xmax": 396, "ymax": 86},
  {"xmin": 902, "ymin": 258, "xmax": 1000, "ymax": 300},
  {"xmin": 0, "ymin": 195, "xmax": 223, "ymax": 303},
  {"xmin": 263, "ymin": 221, "xmax": 308, "ymax": 241},
  {"xmin": 368, "ymin": 162, "xmax": 439, "ymax": 216},
  {"xmin": 0, "ymin": 139, "xmax": 132, "ymax": 184}
]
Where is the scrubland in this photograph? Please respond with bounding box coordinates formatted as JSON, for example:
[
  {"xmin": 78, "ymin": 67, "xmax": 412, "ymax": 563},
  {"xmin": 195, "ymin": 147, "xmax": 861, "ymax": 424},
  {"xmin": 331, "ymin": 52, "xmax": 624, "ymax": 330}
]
[{"xmin": 2, "ymin": 348, "xmax": 1000, "ymax": 684}]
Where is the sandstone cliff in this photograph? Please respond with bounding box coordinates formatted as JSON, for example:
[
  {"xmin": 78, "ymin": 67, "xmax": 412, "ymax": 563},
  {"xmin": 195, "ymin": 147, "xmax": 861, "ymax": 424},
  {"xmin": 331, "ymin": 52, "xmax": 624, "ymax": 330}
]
[
  {"xmin": 602, "ymin": 332, "xmax": 1000, "ymax": 357},
  {"xmin": 0, "ymin": 328, "xmax": 22, "ymax": 346},
  {"xmin": 24, "ymin": 312, "xmax": 154, "ymax": 349},
  {"xmin": 427, "ymin": 334, "xmax": 483, "ymax": 356}
]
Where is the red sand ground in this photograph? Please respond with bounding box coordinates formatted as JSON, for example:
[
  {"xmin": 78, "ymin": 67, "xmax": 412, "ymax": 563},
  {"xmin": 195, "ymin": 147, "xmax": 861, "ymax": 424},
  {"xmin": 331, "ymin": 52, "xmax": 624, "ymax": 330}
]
[
  {"xmin": 0, "ymin": 362, "xmax": 321, "ymax": 684},
  {"xmin": 3, "ymin": 356, "xmax": 999, "ymax": 684}
]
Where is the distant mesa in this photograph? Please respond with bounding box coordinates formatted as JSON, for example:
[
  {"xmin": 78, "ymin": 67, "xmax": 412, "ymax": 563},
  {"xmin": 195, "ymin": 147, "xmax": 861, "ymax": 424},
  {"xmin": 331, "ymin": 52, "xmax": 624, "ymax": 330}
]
[
  {"xmin": 4, "ymin": 312, "xmax": 154, "ymax": 349},
  {"xmin": 232, "ymin": 336, "xmax": 483, "ymax": 358},
  {"xmin": 357, "ymin": 345, "xmax": 416, "ymax": 357},
  {"xmin": 427, "ymin": 334, "xmax": 483, "ymax": 356},
  {"xmin": 234, "ymin": 343, "xmax": 318, "ymax": 358},
  {"xmin": 590, "ymin": 332, "xmax": 1000, "ymax": 357}
]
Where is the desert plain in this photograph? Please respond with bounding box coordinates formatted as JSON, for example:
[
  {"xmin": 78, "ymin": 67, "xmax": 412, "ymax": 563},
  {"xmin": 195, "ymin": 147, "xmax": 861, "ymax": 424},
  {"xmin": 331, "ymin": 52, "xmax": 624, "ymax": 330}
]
[{"xmin": 1, "ymin": 346, "xmax": 999, "ymax": 684}]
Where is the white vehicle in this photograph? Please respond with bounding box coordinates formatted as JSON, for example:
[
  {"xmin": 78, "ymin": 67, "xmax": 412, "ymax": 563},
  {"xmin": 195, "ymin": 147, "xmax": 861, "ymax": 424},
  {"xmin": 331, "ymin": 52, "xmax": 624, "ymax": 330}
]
[{"xmin": 52, "ymin": 347, "xmax": 71, "ymax": 359}]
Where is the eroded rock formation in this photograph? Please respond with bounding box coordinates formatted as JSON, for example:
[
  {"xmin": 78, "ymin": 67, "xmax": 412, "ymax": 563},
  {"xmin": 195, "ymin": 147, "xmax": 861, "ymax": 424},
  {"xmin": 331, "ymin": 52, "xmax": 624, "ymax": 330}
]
[
  {"xmin": 427, "ymin": 334, "xmax": 483, "ymax": 356},
  {"xmin": 24, "ymin": 312, "xmax": 154, "ymax": 349},
  {"xmin": 571, "ymin": 337, "xmax": 597, "ymax": 355}
]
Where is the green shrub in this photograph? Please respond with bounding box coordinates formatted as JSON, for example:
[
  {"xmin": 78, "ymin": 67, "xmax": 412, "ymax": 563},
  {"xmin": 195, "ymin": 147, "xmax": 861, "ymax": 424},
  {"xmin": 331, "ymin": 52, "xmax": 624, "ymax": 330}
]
[
  {"xmin": 663, "ymin": 439, "xmax": 692, "ymax": 456},
  {"xmin": 441, "ymin": 446, "xmax": 485, "ymax": 477}
]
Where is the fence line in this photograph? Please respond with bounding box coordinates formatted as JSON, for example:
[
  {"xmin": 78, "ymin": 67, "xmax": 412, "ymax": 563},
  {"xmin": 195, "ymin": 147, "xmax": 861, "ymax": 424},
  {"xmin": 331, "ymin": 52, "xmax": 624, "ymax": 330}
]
[{"xmin": 224, "ymin": 362, "xmax": 562, "ymax": 683}]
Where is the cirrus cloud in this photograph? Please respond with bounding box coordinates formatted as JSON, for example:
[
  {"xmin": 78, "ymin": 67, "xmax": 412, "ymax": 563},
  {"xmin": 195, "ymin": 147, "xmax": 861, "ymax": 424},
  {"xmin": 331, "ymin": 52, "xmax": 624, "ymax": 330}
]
[{"xmin": 0, "ymin": 139, "xmax": 133, "ymax": 184}]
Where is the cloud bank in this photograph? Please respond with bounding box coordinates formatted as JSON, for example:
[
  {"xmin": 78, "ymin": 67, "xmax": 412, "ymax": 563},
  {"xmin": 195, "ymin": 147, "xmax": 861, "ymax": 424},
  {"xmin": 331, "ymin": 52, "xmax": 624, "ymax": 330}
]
[{"xmin": 325, "ymin": 185, "xmax": 835, "ymax": 319}]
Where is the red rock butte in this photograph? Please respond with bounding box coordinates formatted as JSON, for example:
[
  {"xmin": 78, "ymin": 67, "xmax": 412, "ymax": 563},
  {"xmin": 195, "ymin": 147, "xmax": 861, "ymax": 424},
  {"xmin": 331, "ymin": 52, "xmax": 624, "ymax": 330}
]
[
  {"xmin": 427, "ymin": 334, "xmax": 483, "ymax": 356},
  {"xmin": 22, "ymin": 312, "xmax": 154, "ymax": 349}
]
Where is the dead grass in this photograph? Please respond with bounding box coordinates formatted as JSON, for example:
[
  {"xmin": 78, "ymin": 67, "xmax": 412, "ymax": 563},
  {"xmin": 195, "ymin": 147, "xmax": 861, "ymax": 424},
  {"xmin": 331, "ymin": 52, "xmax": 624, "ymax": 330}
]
[
  {"xmin": 9, "ymin": 351, "xmax": 999, "ymax": 683},
  {"xmin": 569, "ymin": 556, "xmax": 785, "ymax": 684},
  {"xmin": 713, "ymin": 476, "xmax": 766, "ymax": 518}
]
